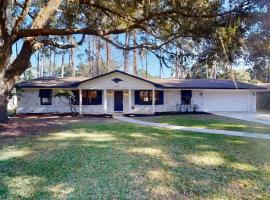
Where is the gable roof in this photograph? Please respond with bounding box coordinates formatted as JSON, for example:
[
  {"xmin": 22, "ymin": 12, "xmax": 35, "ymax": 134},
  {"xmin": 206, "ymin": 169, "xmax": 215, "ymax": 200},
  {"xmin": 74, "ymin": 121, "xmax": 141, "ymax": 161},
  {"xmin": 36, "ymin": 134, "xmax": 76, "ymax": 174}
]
[{"xmin": 16, "ymin": 70, "xmax": 265, "ymax": 90}]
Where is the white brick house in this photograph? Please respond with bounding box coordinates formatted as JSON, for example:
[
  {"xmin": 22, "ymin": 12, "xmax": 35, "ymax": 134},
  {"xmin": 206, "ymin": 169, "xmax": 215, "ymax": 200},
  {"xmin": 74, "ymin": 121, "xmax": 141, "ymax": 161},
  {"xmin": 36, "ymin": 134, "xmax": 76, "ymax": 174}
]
[{"xmin": 16, "ymin": 70, "xmax": 264, "ymax": 115}]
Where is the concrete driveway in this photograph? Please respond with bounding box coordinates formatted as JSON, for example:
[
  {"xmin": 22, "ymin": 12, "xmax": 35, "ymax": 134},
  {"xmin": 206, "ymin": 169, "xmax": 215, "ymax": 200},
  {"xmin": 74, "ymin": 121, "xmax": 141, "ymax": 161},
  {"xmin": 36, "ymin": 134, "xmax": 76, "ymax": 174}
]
[{"xmin": 212, "ymin": 112, "xmax": 270, "ymax": 126}]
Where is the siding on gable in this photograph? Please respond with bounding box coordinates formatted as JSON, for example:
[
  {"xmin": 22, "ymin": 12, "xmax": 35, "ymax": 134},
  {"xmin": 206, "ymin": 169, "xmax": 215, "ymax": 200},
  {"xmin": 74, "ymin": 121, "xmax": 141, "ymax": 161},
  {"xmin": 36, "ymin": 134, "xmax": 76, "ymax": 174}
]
[{"xmin": 79, "ymin": 72, "xmax": 155, "ymax": 90}]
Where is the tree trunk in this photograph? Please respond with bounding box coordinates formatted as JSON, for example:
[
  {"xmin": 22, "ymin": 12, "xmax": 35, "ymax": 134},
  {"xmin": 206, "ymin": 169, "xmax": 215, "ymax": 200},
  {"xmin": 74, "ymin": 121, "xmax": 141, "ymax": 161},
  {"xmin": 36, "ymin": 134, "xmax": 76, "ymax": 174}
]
[
  {"xmin": 105, "ymin": 36, "xmax": 111, "ymax": 72},
  {"xmin": 61, "ymin": 50, "xmax": 65, "ymax": 77},
  {"xmin": 132, "ymin": 31, "xmax": 138, "ymax": 75},
  {"xmin": 0, "ymin": 69, "xmax": 8, "ymax": 123},
  {"xmin": 95, "ymin": 37, "xmax": 101, "ymax": 75},
  {"xmin": 267, "ymin": 59, "xmax": 270, "ymax": 83},
  {"xmin": 123, "ymin": 33, "xmax": 130, "ymax": 72}
]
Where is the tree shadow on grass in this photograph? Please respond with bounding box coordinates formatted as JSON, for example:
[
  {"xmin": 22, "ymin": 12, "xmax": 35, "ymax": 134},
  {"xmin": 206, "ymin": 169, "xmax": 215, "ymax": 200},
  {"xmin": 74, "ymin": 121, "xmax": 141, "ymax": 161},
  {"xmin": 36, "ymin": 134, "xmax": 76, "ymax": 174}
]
[{"xmin": 0, "ymin": 123, "xmax": 269, "ymax": 199}]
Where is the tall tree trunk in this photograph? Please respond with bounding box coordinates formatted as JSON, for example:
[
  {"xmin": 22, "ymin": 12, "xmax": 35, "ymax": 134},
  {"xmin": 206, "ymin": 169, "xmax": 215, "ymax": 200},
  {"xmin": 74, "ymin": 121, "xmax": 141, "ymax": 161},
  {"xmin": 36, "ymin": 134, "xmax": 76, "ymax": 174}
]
[
  {"xmin": 41, "ymin": 51, "xmax": 44, "ymax": 77},
  {"xmin": 61, "ymin": 50, "xmax": 65, "ymax": 77},
  {"xmin": 132, "ymin": 31, "xmax": 138, "ymax": 75},
  {"xmin": 105, "ymin": 36, "xmax": 111, "ymax": 72},
  {"xmin": 37, "ymin": 51, "xmax": 40, "ymax": 77},
  {"xmin": 53, "ymin": 51, "xmax": 56, "ymax": 76},
  {"xmin": 0, "ymin": 69, "xmax": 8, "ymax": 123},
  {"xmin": 145, "ymin": 51, "xmax": 148, "ymax": 78},
  {"xmin": 267, "ymin": 59, "xmax": 270, "ymax": 83},
  {"xmin": 95, "ymin": 37, "xmax": 101, "ymax": 75},
  {"xmin": 68, "ymin": 36, "xmax": 75, "ymax": 77},
  {"xmin": 70, "ymin": 47, "xmax": 75, "ymax": 77},
  {"xmin": 175, "ymin": 49, "xmax": 179, "ymax": 78},
  {"xmin": 88, "ymin": 35, "xmax": 92, "ymax": 76},
  {"xmin": 123, "ymin": 33, "xmax": 130, "ymax": 72}
]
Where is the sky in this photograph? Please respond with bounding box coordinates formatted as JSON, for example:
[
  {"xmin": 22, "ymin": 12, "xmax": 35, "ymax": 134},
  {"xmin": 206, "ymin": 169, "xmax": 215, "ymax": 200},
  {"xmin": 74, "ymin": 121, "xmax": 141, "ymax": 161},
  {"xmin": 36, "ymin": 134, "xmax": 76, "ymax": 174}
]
[{"xmin": 12, "ymin": 34, "xmax": 173, "ymax": 79}]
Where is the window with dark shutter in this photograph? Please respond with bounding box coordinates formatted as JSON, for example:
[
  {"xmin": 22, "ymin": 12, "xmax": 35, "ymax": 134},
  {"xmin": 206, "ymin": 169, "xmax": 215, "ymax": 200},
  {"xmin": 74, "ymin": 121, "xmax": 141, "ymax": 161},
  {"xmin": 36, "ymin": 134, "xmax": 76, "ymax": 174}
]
[
  {"xmin": 155, "ymin": 90, "xmax": 164, "ymax": 105},
  {"xmin": 135, "ymin": 91, "xmax": 140, "ymax": 104},
  {"xmin": 82, "ymin": 90, "xmax": 102, "ymax": 105},
  {"xmin": 39, "ymin": 89, "xmax": 52, "ymax": 105},
  {"xmin": 134, "ymin": 90, "xmax": 153, "ymax": 105},
  {"xmin": 181, "ymin": 90, "xmax": 192, "ymax": 105}
]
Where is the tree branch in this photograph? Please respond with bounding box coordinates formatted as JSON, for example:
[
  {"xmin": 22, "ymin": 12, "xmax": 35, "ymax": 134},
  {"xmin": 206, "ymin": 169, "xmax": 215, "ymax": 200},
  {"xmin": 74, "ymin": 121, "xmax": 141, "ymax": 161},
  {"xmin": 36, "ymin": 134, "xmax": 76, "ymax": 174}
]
[
  {"xmin": 0, "ymin": 0, "xmax": 9, "ymax": 41},
  {"xmin": 5, "ymin": 0, "xmax": 63, "ymax": 80},
  {"xmin": 16, "ymin": 22, "xmax": 144, "ymax": 39},
  {"xmin": 99, "ymin": 33, "xmax": 201, "ymax": 51},
  {"xmin": 12, "ymin": 0, "xmax": 32, "ymax": 34},
  {"xmin": 37, "ymin": 34, "xmax": 86, "ymax": 49}
]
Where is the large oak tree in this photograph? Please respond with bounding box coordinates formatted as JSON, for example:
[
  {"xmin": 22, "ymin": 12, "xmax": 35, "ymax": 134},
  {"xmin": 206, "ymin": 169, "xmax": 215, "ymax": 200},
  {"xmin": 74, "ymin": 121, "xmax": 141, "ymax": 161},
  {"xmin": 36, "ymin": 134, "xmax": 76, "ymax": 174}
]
[{"xmin": 0, "ymin": 0, "xmax": 266, "ymax": 122}]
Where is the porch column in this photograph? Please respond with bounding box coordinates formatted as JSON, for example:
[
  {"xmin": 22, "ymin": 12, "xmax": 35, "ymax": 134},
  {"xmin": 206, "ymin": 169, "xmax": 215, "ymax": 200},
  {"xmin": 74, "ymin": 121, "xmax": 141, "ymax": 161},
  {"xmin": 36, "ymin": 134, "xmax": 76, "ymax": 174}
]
[
  {"xmin": 79, "ymin": 89, "xmax": 82, "ymax": 114},
  {"xmin": 104, "ymin": 89, "xmax": 107, "ymax": 114},
  {"xmin": 152, "ymin": 89, "xmax": 155, "ymax": 114},
  {"xmin": 128, "ymin": 89, "xmax": 132, "ymax": 114}
]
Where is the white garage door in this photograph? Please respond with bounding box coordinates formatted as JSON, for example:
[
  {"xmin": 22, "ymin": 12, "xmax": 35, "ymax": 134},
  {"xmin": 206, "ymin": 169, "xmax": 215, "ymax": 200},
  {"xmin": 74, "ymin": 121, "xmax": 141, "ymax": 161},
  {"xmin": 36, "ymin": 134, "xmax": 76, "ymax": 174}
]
[{"xmin": 203, "ymin": 91, "xmax": 249, "ymax": 112}]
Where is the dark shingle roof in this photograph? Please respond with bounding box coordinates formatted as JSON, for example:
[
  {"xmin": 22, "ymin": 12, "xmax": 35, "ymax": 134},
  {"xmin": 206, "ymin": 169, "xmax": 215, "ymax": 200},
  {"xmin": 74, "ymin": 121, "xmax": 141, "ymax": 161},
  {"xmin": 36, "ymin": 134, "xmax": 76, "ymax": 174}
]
[
  {"xmin": 148, "ymin": 78, "xmax": 265, "ymax": 90},
  {"xmin": 16, "ymin": 70, "xmax": 265, "ymax": 90},
  {"xmin": 257, "ymin": 83, "xmax": 270, "ymax": 91},
  {"xmin": 16, "ymin": 77, "xmax": 88, "ymax": 88}
]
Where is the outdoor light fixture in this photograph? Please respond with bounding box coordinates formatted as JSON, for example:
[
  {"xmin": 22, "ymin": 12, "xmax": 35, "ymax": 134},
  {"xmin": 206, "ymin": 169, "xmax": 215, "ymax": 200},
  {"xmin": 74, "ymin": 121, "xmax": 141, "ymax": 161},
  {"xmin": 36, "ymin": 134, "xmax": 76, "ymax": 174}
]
[
  {"xmin": 108, "ymin": 91, "xmax": 112, "ymax": 95},
  {"xmin": 124, "ymin": 91, "xmax": 129, "ymax": 96}
]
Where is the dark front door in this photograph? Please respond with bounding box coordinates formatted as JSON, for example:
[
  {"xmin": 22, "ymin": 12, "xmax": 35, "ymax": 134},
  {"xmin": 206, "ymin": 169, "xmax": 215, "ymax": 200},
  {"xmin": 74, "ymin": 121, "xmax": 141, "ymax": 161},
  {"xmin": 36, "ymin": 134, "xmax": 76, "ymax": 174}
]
[{"xmin": 114, "ymin": 91, "xmax": 123, "ymax": 111}]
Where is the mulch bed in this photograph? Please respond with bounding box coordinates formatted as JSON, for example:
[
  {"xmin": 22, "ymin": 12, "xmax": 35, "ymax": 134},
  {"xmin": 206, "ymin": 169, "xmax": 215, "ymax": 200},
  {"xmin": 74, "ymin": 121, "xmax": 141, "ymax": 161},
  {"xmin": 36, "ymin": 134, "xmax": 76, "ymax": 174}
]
[{"xmin": 0, "ymin": 114, "xmax": 115, "ymax": 141}]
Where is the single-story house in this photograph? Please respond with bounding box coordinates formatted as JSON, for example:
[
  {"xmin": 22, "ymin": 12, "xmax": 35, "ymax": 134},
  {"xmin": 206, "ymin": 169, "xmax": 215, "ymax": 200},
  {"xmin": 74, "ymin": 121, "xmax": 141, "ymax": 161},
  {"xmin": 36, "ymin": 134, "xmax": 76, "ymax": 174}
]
[{"xmin": 16, "ymin": 70, "xmax": 265, "ymax": 115}]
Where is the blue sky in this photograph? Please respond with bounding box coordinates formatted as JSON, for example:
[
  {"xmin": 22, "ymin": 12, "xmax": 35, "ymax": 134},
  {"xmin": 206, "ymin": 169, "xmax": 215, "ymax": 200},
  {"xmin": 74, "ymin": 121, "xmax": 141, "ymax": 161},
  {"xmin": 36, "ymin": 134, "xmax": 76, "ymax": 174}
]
[{"xmin": 13, "ymin": 35, "xmax": 173, "ymax": 78}]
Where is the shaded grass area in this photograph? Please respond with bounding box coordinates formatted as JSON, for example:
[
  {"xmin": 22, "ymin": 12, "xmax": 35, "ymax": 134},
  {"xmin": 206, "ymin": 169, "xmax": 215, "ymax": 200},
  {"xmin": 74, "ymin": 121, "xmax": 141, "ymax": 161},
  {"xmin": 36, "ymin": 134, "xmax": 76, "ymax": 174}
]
[
  {"xmin": 0, "ymin": 122, "xmax": 270, "ymax": 199},
  {"xmin": 139, "ymin": 114, "xmax": 270, "ymax": 134}
]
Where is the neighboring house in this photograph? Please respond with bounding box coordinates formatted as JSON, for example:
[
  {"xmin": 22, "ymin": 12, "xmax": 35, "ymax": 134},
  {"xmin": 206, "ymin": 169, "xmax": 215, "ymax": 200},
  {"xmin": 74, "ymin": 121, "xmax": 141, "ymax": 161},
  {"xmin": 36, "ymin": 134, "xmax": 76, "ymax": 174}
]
[{"xmin": 16, "ymin": 70, "xmax": 264, "ymax": 115}]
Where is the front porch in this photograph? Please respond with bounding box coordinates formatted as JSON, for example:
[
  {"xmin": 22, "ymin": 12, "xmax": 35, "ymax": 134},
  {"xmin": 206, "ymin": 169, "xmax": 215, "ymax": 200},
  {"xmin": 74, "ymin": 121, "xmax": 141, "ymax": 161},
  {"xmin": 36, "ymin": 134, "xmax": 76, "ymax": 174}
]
[{"xmin": 78, "ymin": 89, "xmax": 157, "ymax": 115}]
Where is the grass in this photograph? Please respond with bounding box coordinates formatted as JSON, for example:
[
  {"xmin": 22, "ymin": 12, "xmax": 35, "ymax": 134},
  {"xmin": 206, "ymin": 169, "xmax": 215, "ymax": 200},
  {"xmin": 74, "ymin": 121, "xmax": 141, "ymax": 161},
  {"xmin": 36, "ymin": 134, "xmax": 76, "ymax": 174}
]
[
  {"xmin": 138, "ymin": 114, "xmax": 270, "ymax": 134},
  {"xmin": 0, "ymin": 121, "xmax": 270, "ymax": 199}
]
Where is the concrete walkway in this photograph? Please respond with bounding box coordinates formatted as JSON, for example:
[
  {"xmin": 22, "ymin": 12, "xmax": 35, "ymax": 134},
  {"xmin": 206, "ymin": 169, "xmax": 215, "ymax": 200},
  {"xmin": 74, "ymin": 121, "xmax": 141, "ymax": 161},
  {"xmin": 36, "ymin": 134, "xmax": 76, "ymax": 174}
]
[{"xmin": 113, "ymin": 115, "xmax": 270, "ymax": 140}]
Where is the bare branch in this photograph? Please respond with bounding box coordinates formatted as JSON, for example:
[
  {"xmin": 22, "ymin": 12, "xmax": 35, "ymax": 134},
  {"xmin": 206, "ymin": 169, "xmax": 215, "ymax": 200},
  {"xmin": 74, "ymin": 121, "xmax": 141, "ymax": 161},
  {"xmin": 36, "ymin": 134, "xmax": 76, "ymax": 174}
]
[
  {"xmin": 99, "ymin": 33, "xmax": 200, "ymax": 51},
  {"xmin": 14, "ymin": 0, "xmax": 35, "ymax": 19},
  {"xmin": 37, "ymin": 34, "xmax": 86, "ymax": 49},
  {"xmin": 12, "ymin": 0, "xmax": 32, "ymax": 34}
]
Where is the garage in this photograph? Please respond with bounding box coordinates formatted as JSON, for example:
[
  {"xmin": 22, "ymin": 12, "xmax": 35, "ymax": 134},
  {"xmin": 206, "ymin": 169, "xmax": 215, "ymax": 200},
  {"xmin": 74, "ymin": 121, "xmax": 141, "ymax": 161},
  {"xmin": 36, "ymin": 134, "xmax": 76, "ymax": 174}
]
[{"xmin": 203, "ymin": 91, "xmax": 250, "ymax": 112}]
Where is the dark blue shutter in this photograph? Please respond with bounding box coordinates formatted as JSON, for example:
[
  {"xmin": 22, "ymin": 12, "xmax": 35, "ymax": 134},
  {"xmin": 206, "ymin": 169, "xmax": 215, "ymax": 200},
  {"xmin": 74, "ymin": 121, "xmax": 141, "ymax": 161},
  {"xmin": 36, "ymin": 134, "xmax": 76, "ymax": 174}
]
[
  {"xmin": 39, "ymin": 89, "xmax": 52, "ymax": 97},
  {"xmin": 159, "ymin": 91, "xmax": 164, "ymax": 105},
  {"xmin": 97, "ymin": 90, "xmax": 102, "ymax": 104},
  {"xmin": 135, "ymin": 90, "xmax": 140, "ymax": 105},
  {"xmin": 186, "ymin": 90, "xmax": 192, "ymax": 97}
]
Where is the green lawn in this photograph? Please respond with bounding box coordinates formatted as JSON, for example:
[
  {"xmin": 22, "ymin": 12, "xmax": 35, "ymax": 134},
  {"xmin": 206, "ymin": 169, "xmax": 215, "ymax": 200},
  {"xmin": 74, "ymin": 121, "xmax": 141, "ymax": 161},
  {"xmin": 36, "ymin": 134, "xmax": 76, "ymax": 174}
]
[
  {"xmin": 0, "ymin": 122, "xmax": 270, "ymax": 199},
  {"xmin": 139, "ymin": 114, "xmax": 270, "ymax": 134}
]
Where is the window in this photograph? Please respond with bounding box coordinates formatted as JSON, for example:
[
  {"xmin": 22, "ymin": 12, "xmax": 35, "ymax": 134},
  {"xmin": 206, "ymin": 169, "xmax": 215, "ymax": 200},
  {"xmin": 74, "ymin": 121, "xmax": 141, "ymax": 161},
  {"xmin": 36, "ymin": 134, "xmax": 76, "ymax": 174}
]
[
  {"xmin": 135, "ymin": 90, "xmax": 152, "ymax": 105},
  {"xmin": 39, "ymin": 89, "xmax": 52, "ymax": 105},
  {"xmin": 135, "ymin": 90, "xmax": 164, "ymax": 105},
  {"xmin": 155, "ymin": 90, "xmax": 164, "ymax": 105},
  {"xmin": 181, "ymin": 90, "xmax": 192, "ymax": 105},
  {"xmin": 71, "ymin": 90, "xmax": 79, "ymax": 105},
  {"xmin": 82, "ymin": 90, "xmax": 102, "ymax": 105}
]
